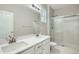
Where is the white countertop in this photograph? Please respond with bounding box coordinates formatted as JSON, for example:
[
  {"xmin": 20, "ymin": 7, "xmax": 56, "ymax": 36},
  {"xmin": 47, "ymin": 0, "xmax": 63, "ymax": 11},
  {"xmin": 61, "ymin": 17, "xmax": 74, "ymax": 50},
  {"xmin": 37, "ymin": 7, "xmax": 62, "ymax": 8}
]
[{"xmin": 0, "ymin": 34, "xmax": 50, "ymax": 54}]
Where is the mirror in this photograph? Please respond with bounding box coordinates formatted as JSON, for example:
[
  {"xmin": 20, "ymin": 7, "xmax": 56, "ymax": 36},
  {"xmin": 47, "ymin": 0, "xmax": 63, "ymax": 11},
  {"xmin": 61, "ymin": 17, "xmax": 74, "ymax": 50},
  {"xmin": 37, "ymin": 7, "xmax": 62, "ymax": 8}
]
[
  {"xmin": 33, "ymin": 20, "xmax": 41, "ymax": 36},
  {"xmin": 0, "ymin": 11, "xmax": 14, "ymax": 39}
]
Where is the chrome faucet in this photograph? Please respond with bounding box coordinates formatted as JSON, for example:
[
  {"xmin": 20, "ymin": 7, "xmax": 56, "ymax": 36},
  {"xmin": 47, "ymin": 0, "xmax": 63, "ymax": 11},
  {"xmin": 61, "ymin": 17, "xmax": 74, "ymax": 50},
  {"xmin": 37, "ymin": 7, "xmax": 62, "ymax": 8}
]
[{"xmin": 7, "ymin": 32, "xmax": 16, "ymax": 44}]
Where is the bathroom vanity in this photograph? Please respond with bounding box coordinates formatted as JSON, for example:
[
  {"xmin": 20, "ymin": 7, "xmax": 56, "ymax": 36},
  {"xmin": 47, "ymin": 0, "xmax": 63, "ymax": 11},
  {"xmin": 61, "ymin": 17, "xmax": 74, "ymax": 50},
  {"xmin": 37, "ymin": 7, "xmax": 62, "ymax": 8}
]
[{"xmin": 0, "ymin": 34, "xmax": 50, "ymax": 54}]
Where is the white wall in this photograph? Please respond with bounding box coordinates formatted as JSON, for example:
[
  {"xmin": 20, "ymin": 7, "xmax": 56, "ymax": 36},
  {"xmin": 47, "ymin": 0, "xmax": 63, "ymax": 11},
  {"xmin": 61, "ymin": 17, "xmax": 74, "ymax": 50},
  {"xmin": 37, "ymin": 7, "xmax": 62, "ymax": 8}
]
[{"xmin": 54, "ymin": 5, "xmax": 79, "ymax": 16}]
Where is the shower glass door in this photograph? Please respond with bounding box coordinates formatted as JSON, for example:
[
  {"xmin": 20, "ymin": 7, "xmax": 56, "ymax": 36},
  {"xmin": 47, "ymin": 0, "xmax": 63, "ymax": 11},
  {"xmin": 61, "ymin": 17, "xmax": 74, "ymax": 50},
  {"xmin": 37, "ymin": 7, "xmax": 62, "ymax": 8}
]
[
  {"xmin": 53, "ymin": 16, "xmax": 79, "ymax": 50},
  {"xmin": 63, "ymin": 16, "xmax": 79, "ymax": 49}
]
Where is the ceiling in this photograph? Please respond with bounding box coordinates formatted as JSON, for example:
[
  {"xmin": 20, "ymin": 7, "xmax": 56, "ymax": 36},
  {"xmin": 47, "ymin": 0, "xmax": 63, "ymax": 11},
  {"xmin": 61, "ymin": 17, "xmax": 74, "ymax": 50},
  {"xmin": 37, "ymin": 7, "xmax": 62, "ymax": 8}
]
[{"xmin": 49, "ymin": 4, "xmax": 77, "ymax": 10}]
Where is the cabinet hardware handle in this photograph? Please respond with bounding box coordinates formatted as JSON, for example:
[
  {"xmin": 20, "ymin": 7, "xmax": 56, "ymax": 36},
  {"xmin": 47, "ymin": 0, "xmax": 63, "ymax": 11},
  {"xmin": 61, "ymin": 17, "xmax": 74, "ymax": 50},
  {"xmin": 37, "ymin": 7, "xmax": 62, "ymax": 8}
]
[{"xmin": 37, "ymin": 46, "xmax": 41, "ymax": 48}]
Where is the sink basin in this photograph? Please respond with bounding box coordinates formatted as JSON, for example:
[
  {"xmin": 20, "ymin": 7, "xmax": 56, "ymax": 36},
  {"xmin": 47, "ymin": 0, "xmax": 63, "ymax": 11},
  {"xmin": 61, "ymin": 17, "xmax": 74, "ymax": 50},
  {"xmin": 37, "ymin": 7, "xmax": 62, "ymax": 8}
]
[{"xmin": 1, "ymin": 41, "xmax": 28, "ymax": 53}]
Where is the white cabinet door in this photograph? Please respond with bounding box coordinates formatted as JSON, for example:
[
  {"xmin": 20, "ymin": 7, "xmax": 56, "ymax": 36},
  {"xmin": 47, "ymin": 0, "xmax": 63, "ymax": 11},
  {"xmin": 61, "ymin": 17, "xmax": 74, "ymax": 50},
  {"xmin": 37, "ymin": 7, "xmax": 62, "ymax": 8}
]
[
  {"xmin": 42, "ymin": 39, "xmax": 50, "ymax": 54},
  {"xmin": 35, "ymin": 43, "xmax": 43, "ymax": 54},
  {"xmin": 34, "ymin": 39, "xmax": 50, "ymax": 54},
  {"xmin": 42, "ymin": 43, "xmax": 50, "ymax": 54},
  {"xmin": 18, "ymin": 47, "xmax": 34, "ymax": 54}
]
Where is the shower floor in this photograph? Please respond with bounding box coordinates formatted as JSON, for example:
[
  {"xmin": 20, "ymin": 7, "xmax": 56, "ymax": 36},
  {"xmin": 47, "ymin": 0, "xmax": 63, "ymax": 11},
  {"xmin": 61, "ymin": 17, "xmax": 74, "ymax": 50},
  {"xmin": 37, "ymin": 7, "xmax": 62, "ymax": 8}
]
[{"xmin": 50, "ymin": 45, "xmax": 79, "ymax": 54}]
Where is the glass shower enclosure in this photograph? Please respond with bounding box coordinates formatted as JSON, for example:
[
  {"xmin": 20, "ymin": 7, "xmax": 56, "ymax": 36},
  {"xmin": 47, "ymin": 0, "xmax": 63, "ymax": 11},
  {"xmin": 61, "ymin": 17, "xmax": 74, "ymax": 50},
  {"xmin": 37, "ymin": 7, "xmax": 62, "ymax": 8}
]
[{"xmin": 51, "ymin": 15, "xmax": 79, "ymax": 50}]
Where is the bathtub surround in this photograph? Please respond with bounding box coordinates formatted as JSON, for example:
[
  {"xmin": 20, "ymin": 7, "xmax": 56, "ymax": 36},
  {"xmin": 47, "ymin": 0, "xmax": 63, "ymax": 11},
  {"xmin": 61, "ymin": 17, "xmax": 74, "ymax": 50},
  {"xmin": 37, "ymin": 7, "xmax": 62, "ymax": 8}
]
[
  {"xmin": 50, "ymin": 15, "xmax": 79, "ymax": 54},
  {"xmin": 49, "ymin": 4, "xmax": 79, "ymax": 54}
]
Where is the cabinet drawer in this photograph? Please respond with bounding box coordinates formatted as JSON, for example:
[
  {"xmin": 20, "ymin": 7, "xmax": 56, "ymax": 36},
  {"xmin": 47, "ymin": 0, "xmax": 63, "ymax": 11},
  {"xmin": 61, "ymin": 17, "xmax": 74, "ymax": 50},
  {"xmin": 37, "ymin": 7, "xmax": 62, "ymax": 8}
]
[
  {"xmin": 18, "ymin": 47, "xmax": 34, "ymax": 54},
  {"xmin": 42, "ymin": 43, "xmax": 50, "ymax": 54},
  {"xmin": 35, "ymin": 43, "xmax": 43, "ymax": 54}
]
